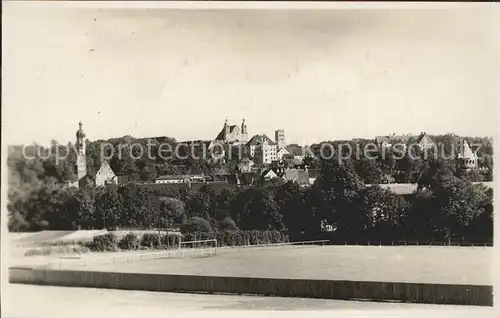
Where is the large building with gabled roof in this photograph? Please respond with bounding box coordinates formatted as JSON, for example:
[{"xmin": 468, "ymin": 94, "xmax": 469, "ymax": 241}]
[
  {"xmin": 375, "ymin": 132, "xmax": 436, "ymax": 150},
  {"xmin": 246, "ymin": 134, "xmax": 278, "ymax": 164}
]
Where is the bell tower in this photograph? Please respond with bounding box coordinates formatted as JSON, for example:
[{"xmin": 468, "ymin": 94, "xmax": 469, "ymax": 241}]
[
  {"xmin": 275, "ymin": 129, "xmax": 285, "ymax": 149},
  {"xmin": 75, "ymin": 122, "xmax": 87, "ymax": 186},
  {"xmin": 223, "ymin": 118, "xmax": 229, "ymax": 141},
  {"xmin": 241, "ymin": 118, "xmax": 248, "ymax": 143}
]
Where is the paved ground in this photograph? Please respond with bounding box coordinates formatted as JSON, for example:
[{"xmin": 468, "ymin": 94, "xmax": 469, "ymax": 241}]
[
  {"xmin": 84, "ymin": 245, "xmax": 492, "ymax": 285},
  {"xmin": 3, "ymin": 284, "xmax": 495, "ymax": 317}
]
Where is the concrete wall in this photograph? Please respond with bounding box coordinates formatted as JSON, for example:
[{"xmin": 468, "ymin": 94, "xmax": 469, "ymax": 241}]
[{"xmin": 9, "ymin": 267, "xmax": 492, "ymax": 306}]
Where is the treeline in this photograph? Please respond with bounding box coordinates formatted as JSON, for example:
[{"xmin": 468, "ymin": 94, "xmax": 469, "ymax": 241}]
[
  {"xmin": 305, "ymin": 134, "xmax": 493, "ymax": 183},
  {"xmin": 8, "ymin": 156, "xmax": 493, "ymax": 245}
]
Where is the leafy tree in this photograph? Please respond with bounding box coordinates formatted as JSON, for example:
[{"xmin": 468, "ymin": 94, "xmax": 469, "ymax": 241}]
[
  {"xmin": 312, "ymin": 159, "xmax": 367, "ymax": 241},
  {"xmin": 355, "ymin": 158, "xmax": 383, "ymax": 184},
  {"xmin": 233, "ymin": 186, "xmax": 285, "ymax": 231},
  {"xmin": 186, "ymin": 186, "xmax": 215, "ymax": 220},
  {"xmin": 219, "ymin": 217, "xmax": 239, "ymax": 231},
  {"xmin": 94, "ymin": 184, "xmax": 122, "ymax": 230},
  {"xmin": 359, "ymin": 185, "xmax": 409, "ymax": 242},
  {"xmin": 214, "ymin": 187, "xmax": 238, "ymax": 221},
  {"xmin": 159, "ymin": 197, "xmax": 186, "ymax": 227},
  {"xmin": 274, "ymin": 182, "xmax": 316, "ymax": 240},
  {"xmin": 416, "ymin": 158, "xmax": 456, "ymax": 192},
  {"xmin": 181, "ymin": 217, "xmax": 213, "ymax": 233}
]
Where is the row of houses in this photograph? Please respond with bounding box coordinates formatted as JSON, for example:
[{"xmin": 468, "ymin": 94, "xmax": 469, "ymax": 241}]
[
  {"xmin": 153, "ymin": 167, "xmax": 320, "ymax": 187},
  {"xmin": 374, "ymin": 132, "xmax": 436, "ymax": 150},
  {"xmin": 375, "ymin": 132, "xmax": 480, "ymax": 169}
]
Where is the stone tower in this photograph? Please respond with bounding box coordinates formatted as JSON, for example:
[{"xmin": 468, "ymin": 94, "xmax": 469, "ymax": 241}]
[
  {"xmin": 275, "ymin": 129, "xmax": 285, "ymax": 149},
  {"xmin": 75, "ymin": 121, "xmax": 87, "ymax": 186},
  {"xmin": 224, "ymin": 118, "xmax": 229, "ymax": 141},
  {"xmin": 241, "ymin": 118, "xmax": 248, "ymax": 143},
  {"xmin": 457, "ymin": 139, "xmax": 478, "ymax": 170}
]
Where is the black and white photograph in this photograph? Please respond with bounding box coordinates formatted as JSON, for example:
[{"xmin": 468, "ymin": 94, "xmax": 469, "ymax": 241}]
[{"xmin": 2, "ymin": 2, "xmax": 498, "ymax": 317}]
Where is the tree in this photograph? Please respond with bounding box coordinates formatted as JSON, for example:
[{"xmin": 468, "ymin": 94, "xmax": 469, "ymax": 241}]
[
  {"xmin": 159, "ymin": 197, "xmax": 186, "ymax": 227},
  {"xmin": 118, "ymin": 183, "xmax": 149, "ymax": 228},
  {"xmin": 219, "ymin": 217, "xmax": 239, "ymax": 231},
  {"xmin": 186, "ymin": 186, "xmax": 215, "ymax": 220},
  {"xmin": 358, "ymin": 185, "xmax": 409, "ymax": 242},
  {"xmin": 94, "ymin": 184, "xmax": 122, "ymax": 230},
  {"xmin": 416, "ymin": 158, "xmax": 456, "ymax": 192},
  {"xmin": 393, "ymin": 154, "xmax": 423, "ymax": 183},
  {"xmin": 465, "ymin": 185, "xmax": 493, "ymax": 243},
  {"xmin": 74, "ymin": 187, "xmax": 96, "ymax": 229},
  {"xmin": 214, "ymin": 187, "xmax": 238, "ymax": 221},
  {"xmin": 233, "ymin": 186, "xmax": 285, "ymax": 231},
  {"xmin": 181, "ymin": 217, "xmax": 213, "ymax": 233},
  {"xmin": 355, "ymin": 158, "xmax": 383, "ymax": 184},
  {"xmin": 275, "ymin": 182, "xmax": 316, "ymax": 240},
  {"xmin": 312, "ymin": 159, "xmax": 367, "ymax": 241}
]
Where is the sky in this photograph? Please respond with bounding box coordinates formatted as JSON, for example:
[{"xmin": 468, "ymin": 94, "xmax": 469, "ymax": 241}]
[{"xmin": 3, "ymin": 4, "xmax": 499, "ymax": 146}]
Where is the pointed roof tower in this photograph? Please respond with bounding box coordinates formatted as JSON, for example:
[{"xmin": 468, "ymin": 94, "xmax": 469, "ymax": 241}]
[{"xmin": 457, "ymin": 139, "xmax": 477, "ymax": 159}]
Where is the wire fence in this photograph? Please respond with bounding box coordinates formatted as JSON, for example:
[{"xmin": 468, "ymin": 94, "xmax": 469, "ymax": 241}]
[{"xmin": 333, "ymin": 240, "xmax": 493, "ymax": 247}]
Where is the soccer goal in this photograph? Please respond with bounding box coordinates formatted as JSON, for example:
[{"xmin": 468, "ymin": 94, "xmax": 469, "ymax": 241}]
[{"xmin": 176, "ymin": 239, "xmax": 218, "ymax": 258}]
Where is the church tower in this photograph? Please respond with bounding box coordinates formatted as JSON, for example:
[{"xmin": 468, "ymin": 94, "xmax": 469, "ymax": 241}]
[
  {"xmin": 241, "ymin": 118, "xmax": 248, "ymax": 143},
  {"xmin": 224, "ymin": 118, "xmax": 229, "ymax": 142},
  {"xmin": 275, "ymin": 129, "xmax": 285, "ymax": 149},
  {"xmin": 75, "ymin": 122, "xmax": 87, "ymax": 187}
]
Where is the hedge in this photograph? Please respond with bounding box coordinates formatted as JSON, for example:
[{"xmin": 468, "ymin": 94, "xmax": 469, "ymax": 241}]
[
  {"xmin": 85, "ymin": 230, "xmax": 288, "ymax": 252},
  {"xmin": 182, "ymin": 230, "xmax": 289, "ymax": 247}
]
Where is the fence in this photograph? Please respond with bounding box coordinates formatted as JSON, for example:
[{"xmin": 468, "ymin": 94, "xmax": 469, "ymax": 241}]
[
  {"xmin": 9, "ymin": 267, "xmax": 493, "ymax": 306},
  {"xmin": 226, "ymin": 239, "xmax": 329, "ymax": 250},
  {"xmin": 45, "ymin": 248, "xmax": 215, "ymax": 270},
  {"xmin": 332, "ymin": 240, "xmax": 493, "ymax": 247},
  {"xmin": 41, "ymin": 239, "xmax": 328, "ymax": 270}
]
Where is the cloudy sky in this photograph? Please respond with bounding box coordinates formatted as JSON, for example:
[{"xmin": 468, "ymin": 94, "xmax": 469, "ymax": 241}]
[{"xmin": 3, "ymin": 4, "xmax": 498, "ymax": 146}]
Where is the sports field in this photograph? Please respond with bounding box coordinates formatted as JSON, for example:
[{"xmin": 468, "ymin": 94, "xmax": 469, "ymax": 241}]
[{"xmin": 85, "ymin": 245, "xmax": 492, "ymax": 285}]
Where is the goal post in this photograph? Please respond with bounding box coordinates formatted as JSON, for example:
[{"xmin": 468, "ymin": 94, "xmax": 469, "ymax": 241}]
[{"xmin": 177, "ymin": 238, "xmax": 218, "ymax": 258}]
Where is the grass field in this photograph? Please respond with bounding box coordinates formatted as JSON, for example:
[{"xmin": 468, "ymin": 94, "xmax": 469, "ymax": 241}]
[{"xmin": 85, "ymin": 245, "xmax": 492, "ymax": 285}]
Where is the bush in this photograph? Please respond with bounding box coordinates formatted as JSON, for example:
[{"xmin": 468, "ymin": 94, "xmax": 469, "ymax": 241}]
[
  {"xmin": 89, "ymin": 233, "xmax": 118, "ymax": 252},
  {"xmin": 219, "ymin": 218, "xmax": 239, "ymax": 231},
  {"xmin": 162, "ymin": 233, "xmax": 181, "ymax": 248},
  {"xmin": 185, "ymin": 230, "xmax": 287, "ymax": 247},
  {"xmin": 118, "ymin": 232, "xmax": 140, "ymax": 250},
  {"xmin": 181, "ymin": 217, "xmax": 213, "ymax": 234},
  {"xmin": 141, "ymin": 233, "xmax": 164, "ymax": 249},
  {"xmin": 24, "ymin": 245, "xmax": 90, "ymax": 256}
]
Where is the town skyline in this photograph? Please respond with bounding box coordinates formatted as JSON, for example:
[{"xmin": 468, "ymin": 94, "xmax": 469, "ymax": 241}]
[
  {"xmin": 4, "ymin": 6, "xmax": 498, "ymax": 146},
  {"xmin": 6, "ymin": 117, "xmax": 496, "ymax": 148}
]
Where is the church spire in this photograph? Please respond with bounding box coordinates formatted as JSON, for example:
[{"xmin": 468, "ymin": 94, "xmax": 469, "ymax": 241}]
[
  {"xmin": 224, "ymin": 117, "xmax": 230, "ymax": 139},
  {"xmin": 76, "ymin": 121, "xmax": 86, "ymax": 155}
]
